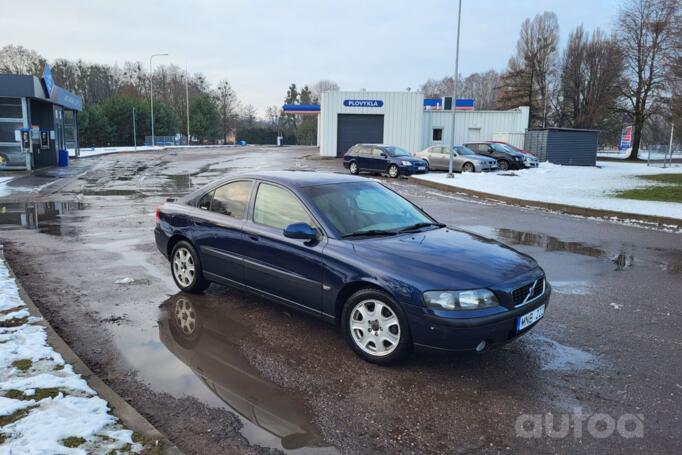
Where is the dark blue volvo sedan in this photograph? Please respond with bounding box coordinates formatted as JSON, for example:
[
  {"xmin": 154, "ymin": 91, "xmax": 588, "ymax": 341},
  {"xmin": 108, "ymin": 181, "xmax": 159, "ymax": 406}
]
[{"xmin": 155, "ymin": 171, "xmax": 550, "ymax": 364}]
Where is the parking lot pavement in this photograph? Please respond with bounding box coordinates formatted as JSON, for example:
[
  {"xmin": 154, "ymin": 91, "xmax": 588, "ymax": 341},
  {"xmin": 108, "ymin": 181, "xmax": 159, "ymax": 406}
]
[{"xmin": 0, "ymin": 145, "xmax": 680, "ymax": 454}]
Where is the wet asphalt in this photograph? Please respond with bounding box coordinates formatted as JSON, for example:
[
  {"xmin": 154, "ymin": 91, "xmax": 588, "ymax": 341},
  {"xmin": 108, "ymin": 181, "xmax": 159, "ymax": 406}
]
[{"xmin": 0, "ymin": 146, "xmax": 680, "ymax": 454}]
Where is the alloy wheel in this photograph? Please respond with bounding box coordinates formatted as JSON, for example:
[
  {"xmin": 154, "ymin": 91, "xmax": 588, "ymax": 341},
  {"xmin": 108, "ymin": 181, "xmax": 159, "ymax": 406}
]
[
  {"xmin": 388, "ymin": 165, "xmax": 399, "ymax": 178},
  {"xmin": 173, "ymin": 247, "xmax": 196, "ymax": 288},
  {"xmin": 463, "ymin": 162, "xmax": 474, "ymax": 172},
  {"xmin": 349, "ymin": 299, "xmax": 401, "ymax": 357},
  {"xmin": 350, "ymin": 162, "xmax": 359, "ymax": 174}
]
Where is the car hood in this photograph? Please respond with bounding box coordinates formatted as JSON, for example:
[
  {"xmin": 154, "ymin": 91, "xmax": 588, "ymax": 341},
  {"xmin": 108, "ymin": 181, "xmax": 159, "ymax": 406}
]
[{"xmin": 351, "ymin": 227, "xmax": 538, "ymax": 290}]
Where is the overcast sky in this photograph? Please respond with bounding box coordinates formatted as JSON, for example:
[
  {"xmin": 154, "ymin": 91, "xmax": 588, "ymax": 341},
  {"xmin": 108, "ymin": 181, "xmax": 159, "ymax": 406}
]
[{"xmin": 1, "ymin": 0, "xmax": 621, "ymax": 116}]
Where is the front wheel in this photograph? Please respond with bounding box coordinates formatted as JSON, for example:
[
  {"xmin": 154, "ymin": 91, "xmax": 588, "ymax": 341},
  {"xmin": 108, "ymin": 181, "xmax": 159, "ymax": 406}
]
[
  {"xmin": 342, "ymin": 289, "xmax": 411, "ymax": 364},
  {"xmin": 171, "ymin": 241, "xmax": 210, "ymax": 293},
  {"xmin": 387, "ymin": 164, "xmax": 400, "ymax": 178},
  {"xmin": 498, "ymin": 159, "xmax": 510, "ymax": 171},
  {"xmin": 349, "ymin": 161, "xmax": 360, "ymax": 175},
  {"xmin": 462, "ymin": 162, "xmax": 475, "ymax": 173}
]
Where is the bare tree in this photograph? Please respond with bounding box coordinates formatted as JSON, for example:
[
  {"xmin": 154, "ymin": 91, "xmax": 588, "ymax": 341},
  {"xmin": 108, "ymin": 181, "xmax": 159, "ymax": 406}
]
[
  {"xmin": 215, "ymin": 80, "xmax": 239, "ymax": 141},
  {"xmin": 0, "ymin": 45, "xmax": 46, "ymax": 75},
  {"xmin": 616, "ymin": 0, "xmax": 680, "ymax": 159},
  {"xmin": 559, "ymin": 27, "xmax": 623, "ymax": 128},
  {"xmin": 497, "ymin": 12, "xmax": 560, "ymax": 127},
  {"xmin": 420, "ymin": 70, "xmax": 500, "ymax": 109},
  {"xmin": 311, "ymin": 79, "xmax": 339, "ymax": 102}
]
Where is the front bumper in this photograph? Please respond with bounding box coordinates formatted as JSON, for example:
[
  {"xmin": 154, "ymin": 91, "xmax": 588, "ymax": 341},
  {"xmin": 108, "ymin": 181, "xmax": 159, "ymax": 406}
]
[
  {"xmin": 406, "ymin": 290, "xmax": 550, "ymax": 352},
  {"xmin": 399, "ymin": 163, "xmax": 429, "ymax": 175}
]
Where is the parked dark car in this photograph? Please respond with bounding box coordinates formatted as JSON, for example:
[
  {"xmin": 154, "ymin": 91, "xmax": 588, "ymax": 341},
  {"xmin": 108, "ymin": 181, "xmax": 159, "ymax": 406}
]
[
  {"xmin": 343, "ymin": 144, "xmax": 428, "ymax": 178},
  {"xmin": 155, "ymin": 171, "xmax": 550, "ymax": 364},
  {"xmin": 464, "ymin": 141, "xmax": 527, "ymax": 170}
]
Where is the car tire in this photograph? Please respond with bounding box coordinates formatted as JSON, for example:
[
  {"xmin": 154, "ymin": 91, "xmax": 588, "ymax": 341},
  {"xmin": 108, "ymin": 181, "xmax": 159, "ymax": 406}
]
[
  {"xmin": 388, "ymin": 164, "xmax": 400, "ymax": 178},
  {"xmin": 462, "ymin": 162, "xmax": 475, "ymax": 173},
  {"xmin": 423, "ymin": 160, "xmax": 430, "ymax": 171},
  {"xmin": 498, "ymin": 159, "xmax": 510, "ymax": 171},
  {"xmin": 341, "ymin": 288, "xmax": 412, "ymax": 365},
  {"xmin": 349, "ymin": 161, "xmax": 360, "ymax": 175},
  {"xmin": 171, "ymin": 241, "xmax": 210, "ymax": 293}
]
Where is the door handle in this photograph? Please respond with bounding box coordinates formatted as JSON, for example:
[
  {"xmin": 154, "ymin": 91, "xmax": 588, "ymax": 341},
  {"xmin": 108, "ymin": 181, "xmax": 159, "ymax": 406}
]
[
  {"xmin": 248, "ymin": 234, "xmax": 260, "ymax": 242},
  {"xmin": 194, "ymin": 220, "xmax": 211, "ymax": 227}
]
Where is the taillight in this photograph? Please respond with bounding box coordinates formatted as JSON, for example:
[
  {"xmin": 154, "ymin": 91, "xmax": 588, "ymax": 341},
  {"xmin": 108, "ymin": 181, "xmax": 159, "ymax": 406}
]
[{"xmin": 155, "ymin": 208, "xmax": 161, "ymax": 225}]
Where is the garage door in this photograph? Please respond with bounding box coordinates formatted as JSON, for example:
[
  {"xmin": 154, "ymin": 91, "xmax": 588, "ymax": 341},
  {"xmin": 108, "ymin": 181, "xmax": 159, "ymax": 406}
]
[{"xmin": 336, "ymin": 114, "xmax": 384, "ymax": 157}]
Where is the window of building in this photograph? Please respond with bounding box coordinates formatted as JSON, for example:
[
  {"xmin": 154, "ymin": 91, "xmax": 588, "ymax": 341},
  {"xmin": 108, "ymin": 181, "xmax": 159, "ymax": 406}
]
[
  {"xmin": 432, "ymin": 128, "xmax": 443, "ymax": 142},
  {"xmin": 0, "ymin": 98, "xmax": 22, "ymax": 119},
  {"xmin": 253, "ymin": 183, "xmax": 312, "ymax": 230}
]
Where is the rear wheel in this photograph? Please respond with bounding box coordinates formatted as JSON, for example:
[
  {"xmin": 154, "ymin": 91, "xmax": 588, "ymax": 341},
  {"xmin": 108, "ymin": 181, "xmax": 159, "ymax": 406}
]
[
  {"xmin": 342, "ymin": 289, "xmax": 411, "ymax": 364},
  {"xmin": 462, "ymin": 162, "xmax": 475, "ymax": 173},
  {"xmin": 171, "ymin": 241, "xmax": 210, "ymax": 293},
  {"xmin": 349, "ymin": 161, "xmax": 360, "ymax": 175},
  {"xmin": 388, "ymin": 164, "xmax": 400, "ymax": 178},
  {"xmin": 498, "ymin": 159, "xmax": 510, "ymax": 171}
]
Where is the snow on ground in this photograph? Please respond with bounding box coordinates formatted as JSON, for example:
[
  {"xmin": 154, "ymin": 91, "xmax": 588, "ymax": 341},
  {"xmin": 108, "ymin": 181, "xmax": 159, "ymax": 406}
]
[
  {"xmin": 413, "ymin": 161, "xmax": 682, "ymax": 220},
  {"xmin": 597, "ymin": 148, "xmax": 682, "ymax": 160},
  {"xmin": 68, "ymin": 144, "xmax": 242, "ymax": 158},
  {"xmin": 0, "ymin": 254, "xmax": 142, "ymax": 454}
]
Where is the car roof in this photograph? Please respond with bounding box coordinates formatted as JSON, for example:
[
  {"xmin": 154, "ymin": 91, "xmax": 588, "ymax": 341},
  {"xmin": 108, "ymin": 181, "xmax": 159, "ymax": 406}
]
[{"xmin": 225, "ymin": 170, "xmax": 367, "ymax": 188}]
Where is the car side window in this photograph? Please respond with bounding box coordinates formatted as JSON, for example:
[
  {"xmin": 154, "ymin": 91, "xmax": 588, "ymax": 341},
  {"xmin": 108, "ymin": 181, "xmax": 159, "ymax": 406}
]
[
  {"xmin": 210, "ymin": 180, "xmax": 253, "ymax": 218},
  {"xmin": 372, "ymin": 148, "xmax": 385, "ymax": 158},
  {"xmin": 253, "ymin": 183, "xmax": 313, "ymax": 230},
  {"xmin": 198, "ymin": 191, "xmax": 214, "ymax": 210},
  {"xmin": 358, "ymin": 146, "xmax": 371, "ymax": 157}
]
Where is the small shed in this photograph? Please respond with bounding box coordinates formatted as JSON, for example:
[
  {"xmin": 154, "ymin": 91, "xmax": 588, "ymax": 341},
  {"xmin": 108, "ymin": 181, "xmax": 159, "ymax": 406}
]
[{"xmin": 524, "ymin": 128, "xmax": 599, "ymax": 166}]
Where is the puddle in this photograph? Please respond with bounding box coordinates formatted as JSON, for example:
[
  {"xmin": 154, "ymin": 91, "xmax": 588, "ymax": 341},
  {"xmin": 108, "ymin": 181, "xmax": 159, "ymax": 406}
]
[
  {"xmin": 0, "ymin": 201, "xmax": 85, "ymax": 236},
  {"xmin": 495, "ymin": 228, "xmax": 605, "ymax": 258},
  {"xmin": 112, "ymin": 293, "xmax": 336, "ymax": 454},
  {"xmin": 527, "ymin": 334, "xmax": 598, "ymax": 371}
]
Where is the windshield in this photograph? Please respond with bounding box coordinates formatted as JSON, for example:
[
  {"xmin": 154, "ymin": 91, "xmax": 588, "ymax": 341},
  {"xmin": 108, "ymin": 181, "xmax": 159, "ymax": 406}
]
[
  {"xmin": 303, "ymin": 182, "xmax": 435, "ymax": 237},
  {"xmin": 384, "ymin": 146, "xmax": 411, "ymax": 157},
  {"xmin": 491, "ymin": 143, "xmax": 515, "ymax": 153},
  {"xmin": 454, "ymin": 146, "xmax": 475, "ymax": 156}
]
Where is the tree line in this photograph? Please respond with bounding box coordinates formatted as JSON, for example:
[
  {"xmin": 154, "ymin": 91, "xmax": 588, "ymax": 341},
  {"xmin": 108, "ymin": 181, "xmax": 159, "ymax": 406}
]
[
  {"xmin": 421, "ymin": 0, "xmax": 681, "ymax": 158},
  {"xmin": 0, "ymin": 45, "xmax": 254, "ymax": 147}
]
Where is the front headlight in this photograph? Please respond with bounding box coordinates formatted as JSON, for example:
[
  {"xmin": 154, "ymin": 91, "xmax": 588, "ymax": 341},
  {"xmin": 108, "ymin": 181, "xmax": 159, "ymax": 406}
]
[
  {"xmin": 400, "ymin": 160, "xmax": 412, "ymax": 166},
  {"xmin": 423, "ymin": 289, "xmax": 499, "ymax": 310}
]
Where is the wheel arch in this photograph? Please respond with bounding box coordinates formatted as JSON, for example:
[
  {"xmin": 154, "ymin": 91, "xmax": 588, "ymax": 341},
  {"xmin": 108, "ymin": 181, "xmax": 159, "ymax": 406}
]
[
  {"xmin": 167, "ymin": 234, "xmax": 192, "ymax": 258},
  {"xmin": 334, "ymin": 280, "xmax": 395, "ymax": 323}
]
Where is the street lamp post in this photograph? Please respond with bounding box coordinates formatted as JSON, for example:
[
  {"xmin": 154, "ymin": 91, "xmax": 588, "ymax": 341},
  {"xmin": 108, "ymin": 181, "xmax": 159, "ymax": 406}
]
[
  {"xmin": 447, "ymin": 0, "xmax": 463, "ymax": 178},
  {"xmin": 149, "ymin": 53, "xmax": 169, "ymax": 147},
  {"xmin": 185, "ymin": 65, "xmax": 190, "ymax": 146}
]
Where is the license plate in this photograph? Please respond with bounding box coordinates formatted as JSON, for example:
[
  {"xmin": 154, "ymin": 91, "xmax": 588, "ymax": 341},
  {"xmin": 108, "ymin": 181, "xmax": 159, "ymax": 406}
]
[
  {"xmin": 418, "ymin": 166, "xmax": 426, "ymax": 171},
  {"xmin": 516, "ymin": 305, "xmax": 545, "ymax": 332}
]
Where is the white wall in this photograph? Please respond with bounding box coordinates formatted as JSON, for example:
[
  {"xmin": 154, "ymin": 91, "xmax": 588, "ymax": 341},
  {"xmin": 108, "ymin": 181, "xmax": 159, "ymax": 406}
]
[
  {"xmin": 421, "ymin": 106, "xmax": 529, "ymax": 149},
  {"xmin": 319, "ymin": 91, "xmax": 424, "ymax": 157}
]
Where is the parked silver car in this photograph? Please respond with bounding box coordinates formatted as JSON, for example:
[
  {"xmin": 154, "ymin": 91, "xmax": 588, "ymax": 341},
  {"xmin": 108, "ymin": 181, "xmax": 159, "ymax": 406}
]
[{"xmin": 415, "ymin": 145, "xmax": 498, "ymax": 172}]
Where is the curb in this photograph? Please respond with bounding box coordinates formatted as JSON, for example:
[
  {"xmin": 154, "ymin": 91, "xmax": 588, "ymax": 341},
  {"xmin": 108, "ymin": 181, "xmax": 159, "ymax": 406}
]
[
  {"xmin": 0, "ymin": 245, "xmax": 183, "ymax": 455},
  {"xmin": 409, "ymin": 176, "xmax": 682, "ymax": 230}
]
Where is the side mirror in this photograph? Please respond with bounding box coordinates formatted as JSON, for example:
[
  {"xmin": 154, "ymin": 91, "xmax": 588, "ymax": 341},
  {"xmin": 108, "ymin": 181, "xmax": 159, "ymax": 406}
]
[
  {"xmin": 283, "ymin": 223, "xmax": 318, "ymax": 240},
  {"xmin": 380, "ymin": 153, "xmax": 387, "ymax": 158}
]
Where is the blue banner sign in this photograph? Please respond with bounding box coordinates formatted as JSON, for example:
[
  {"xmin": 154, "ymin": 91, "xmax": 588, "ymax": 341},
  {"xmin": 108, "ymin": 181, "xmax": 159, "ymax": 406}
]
[
  {"xmin": 343, "ymin": 99, "xmax": 384, "ymax": 108},
  {"xmin": 42, "ymin": 64, "xmax": 55, "ymax": 98}
]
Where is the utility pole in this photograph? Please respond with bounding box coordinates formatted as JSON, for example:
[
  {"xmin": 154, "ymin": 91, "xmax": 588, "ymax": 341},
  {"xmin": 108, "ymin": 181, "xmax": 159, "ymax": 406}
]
[
  {"xmin": 447, "ymin": 0, "xmax": 462, "ymax": 178},
  {"xmin": 132, "ymin": 107, "xmax": 137, "ymax": 151},
  {"xmin": 185, "ymin": 65, "xmax": 190, "ymax": 146},
  {"xmin": 149, "ymin": 53, "xmax": 168, "ymax": 147}
]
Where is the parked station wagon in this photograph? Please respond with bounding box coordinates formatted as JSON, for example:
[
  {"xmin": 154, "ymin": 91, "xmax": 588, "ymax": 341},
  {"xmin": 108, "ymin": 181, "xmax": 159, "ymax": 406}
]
[
  {"xmin": 415, "ymin": 145, "xmax": 498, "ymax": 172},
  {"xmin": 155, "ymin": 171, "xmax": 550, "ymax": 364},
  {"xmin": 343, "ymin": 144, "xmax": 428, "ymax": 178}
]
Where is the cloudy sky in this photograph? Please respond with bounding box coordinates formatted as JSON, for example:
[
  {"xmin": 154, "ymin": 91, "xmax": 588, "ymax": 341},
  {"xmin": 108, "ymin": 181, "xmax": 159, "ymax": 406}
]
[{"xmin": 1, "ymin": 0, "xmax": 621, "ymax": 116}]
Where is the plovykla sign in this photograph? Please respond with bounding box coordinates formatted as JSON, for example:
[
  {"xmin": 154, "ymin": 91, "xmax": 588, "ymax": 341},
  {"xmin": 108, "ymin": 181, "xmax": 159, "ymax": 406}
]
[{"xmin": 343, "ymin": 99, "xmax": 384, "ymax": 108}]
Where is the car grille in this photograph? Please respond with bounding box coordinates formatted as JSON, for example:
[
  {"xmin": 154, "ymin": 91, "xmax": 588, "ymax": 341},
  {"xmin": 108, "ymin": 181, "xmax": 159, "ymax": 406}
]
[{"xmin": 512, "ymin": 278, "xmax": 545, "ymax": 307}]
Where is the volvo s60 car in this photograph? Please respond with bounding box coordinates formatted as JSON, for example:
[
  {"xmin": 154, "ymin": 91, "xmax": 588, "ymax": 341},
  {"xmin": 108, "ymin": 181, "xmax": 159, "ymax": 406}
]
[
  {"xmin": 414, "ymin": 145, "xmax": 498, "ymax": 172},
  {"xmin": 342, "ymin": 144, "xmax": 428, "ymax": 178},
  {"xmin": 155, "ymin": 171, "xmax": 550, "ymax": 364}
]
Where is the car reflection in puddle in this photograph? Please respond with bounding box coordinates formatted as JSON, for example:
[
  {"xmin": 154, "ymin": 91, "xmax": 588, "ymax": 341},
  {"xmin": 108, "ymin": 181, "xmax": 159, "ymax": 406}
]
[{"xmin": 158, "ymin": 293, "xmax": 335, "ymax": 453}]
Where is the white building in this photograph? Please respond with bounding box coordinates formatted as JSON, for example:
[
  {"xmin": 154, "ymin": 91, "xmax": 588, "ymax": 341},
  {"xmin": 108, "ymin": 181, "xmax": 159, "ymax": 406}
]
[{"xmin": 317, "ymin": 90, "xmax": 529, "ymax": 157}]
